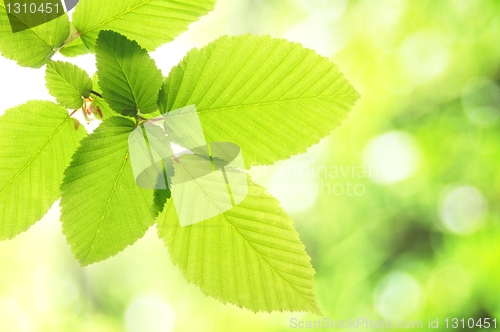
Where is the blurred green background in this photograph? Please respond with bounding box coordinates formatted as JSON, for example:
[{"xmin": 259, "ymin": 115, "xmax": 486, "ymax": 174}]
[{"xmin": 1, "ymin": 0, "xmax": 500, "ymax": 331}]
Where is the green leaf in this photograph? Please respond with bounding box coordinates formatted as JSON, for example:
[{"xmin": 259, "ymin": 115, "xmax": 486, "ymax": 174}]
[
  {"xmin": 0, "ymin": 101, "xmax": 87, "ymax": 240},
  {"xmin": 159, "ymin": 34, "xmax": 360, "ymax": 168},
  {"xmin": 0, "ymin": 1, "xmax": 70, "ymax": 68},
  {"xmin": 90, "ymin": 74, "xmax": 119, "ymax": 120},
  {"xmin": 60, "ymin": 117, "xmax": 158, "ymax": 265},
  {"xmin": 46, "ymin": 61, "xmax": 93, "ymax": 109},
  {"xmin": 72, "ymin": 0, "xmax": 216, "ymax": 51},
  {"xmin": 157, "ymin": 178, "xmax": 321, "ymax": 314},
  {"xmin": 59, "ymin": 34, "xmax": 89, "ymax": 57},
  {"xmin": 95, "ymin": 30, "xmax": 163, "ymax": 117}
]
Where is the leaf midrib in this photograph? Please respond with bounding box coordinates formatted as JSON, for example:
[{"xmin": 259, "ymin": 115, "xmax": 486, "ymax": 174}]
[
  {"xmin": 0, "ymin": 2, "xmax": 63, "ymax": 50},
  {"xmin": 81, "ymin": 151, "xmax": 129, "ymax": 264},
  {"xmin": 99, "ymin": 36, "xmax": 140, "ymax": 112},
  {"xmin": 79, "ymin": 0, "xmax": 152, "ymax": 36},
  {"xmin": 0, "ymin": 115, "xmax": 71, "ymax": 195},
  {"xmin": 78, "ymin": 0, "xmax": 211, "ymax": 36},
  {"xmin": 219, "ymin": 209, "xmax": 318, "ymax": 313},
  {"xmin": 174, "ymin": 163, "xmax": 318, "ymax": 312},
  {"xmin": 164, "ymin": 93, "xmax": 358, "ymax": 120},
  {"xmin": 48, "ymin": 66, "xmax": 87, "ymax": 105}
]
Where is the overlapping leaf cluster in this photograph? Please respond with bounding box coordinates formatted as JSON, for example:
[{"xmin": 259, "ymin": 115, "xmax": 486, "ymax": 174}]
[{"xmin": 0, "ymin": 0, "xmax": 359, "ymax": 314}]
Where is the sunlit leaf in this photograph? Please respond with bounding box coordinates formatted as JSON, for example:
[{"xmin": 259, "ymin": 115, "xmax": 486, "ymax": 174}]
[
  {"xmin": 159, "ymin": 34, "xmax": 360, "ymax": 168},
  {"xmin": 46, "ymin": 61, "xmax": 92, "ymax": 109},
  {"xmin": 60, "ymin": 117, "xmax": 158, "ymax": 265},
  {"xmin": 95, "ymin": 30, "xmax": 163, "ymax": 116},
  {"xmin": 0, "ymin": 101, "xmax": 86, "ymax": 240},
  {"xmin": 0, "ymin": 1, "xmax": 70, "ymax": 68},
  {"xmin": 59, "ymin": 33, "xmax": 88, "ymax": 57},
  {"xmin": 72, "ymin": 0, "xmax": 216, "ymax": 51},
  {"xmin": 157, "ymin": 178, "xmax": 321, "ymax": 314}
]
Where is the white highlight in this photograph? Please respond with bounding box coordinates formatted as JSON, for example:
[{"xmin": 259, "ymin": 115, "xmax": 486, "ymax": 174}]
[
  {"xmin": 0, "ymin": 297, "xmax": 30, "ymax": 332},
  {"xmin": 374, "ymin": 272, "xmax": 422, "ymax": 320},
  {"xmin": 363, "ymin": 131, "xmax": 420, "ymax": 184},
  {"xmin": 439, "ymin": 185, "xmax": 488, "ymax": 235},
  {"xmin": 125, "ymin": 295, "xmax": 175, "ymax": 332}
]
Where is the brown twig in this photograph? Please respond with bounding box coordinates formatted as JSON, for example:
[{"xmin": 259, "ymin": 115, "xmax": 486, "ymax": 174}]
[{"xmin": 90, "ymin": 90, "xmax": 103, "ymax": 98}]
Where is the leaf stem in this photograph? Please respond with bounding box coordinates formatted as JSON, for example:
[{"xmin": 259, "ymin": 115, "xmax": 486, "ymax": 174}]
[
  {"xmin": 56, "ymin": 30, "xmax": 82, "ymax": 52},
  {"xmin": 90, "ymin": 90, "xmax": 103, "ymax": 98},
  {"xmin": 135, "ymin": 115, "xmax": 148, "ymax": 127}
]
